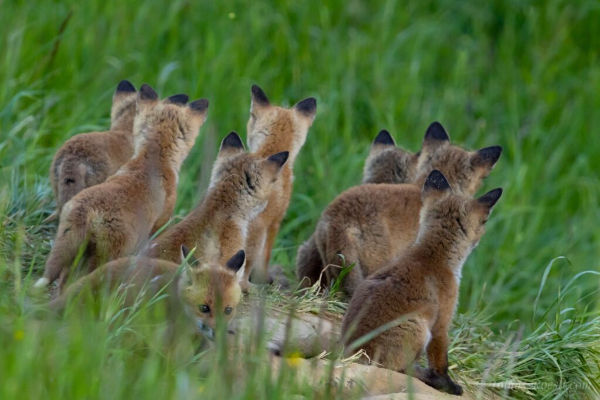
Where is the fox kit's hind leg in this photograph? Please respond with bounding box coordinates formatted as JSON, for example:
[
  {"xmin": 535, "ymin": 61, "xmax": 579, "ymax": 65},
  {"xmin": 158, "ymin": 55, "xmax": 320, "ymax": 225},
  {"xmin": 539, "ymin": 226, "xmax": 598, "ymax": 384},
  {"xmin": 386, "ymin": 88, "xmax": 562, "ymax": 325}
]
[
  {"xmin": 295, "ymin": 234, "xmax": 324, "ymax": 288},
  {"xmin": 35, "ymin": 222, "xmax": 88, "ymax": 289},
  {"xmin": 319, "ymin": 226, "xmax": 364, "ymax": 295}
]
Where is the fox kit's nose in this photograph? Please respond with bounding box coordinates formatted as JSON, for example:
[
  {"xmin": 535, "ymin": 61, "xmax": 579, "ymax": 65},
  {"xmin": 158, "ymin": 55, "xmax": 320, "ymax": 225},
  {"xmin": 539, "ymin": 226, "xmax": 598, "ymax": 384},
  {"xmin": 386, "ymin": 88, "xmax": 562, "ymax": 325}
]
[{"xmin": 197, "ymin": 320, "xmax": 215, "ymax": 340}]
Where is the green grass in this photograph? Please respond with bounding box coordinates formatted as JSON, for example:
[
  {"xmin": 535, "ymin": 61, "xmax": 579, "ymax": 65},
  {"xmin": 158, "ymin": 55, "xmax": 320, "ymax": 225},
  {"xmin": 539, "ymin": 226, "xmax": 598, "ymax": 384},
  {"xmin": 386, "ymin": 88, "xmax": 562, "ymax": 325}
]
[{"xmin": 1, "ymin": 0, "xmax": 599, "ymax": 398}]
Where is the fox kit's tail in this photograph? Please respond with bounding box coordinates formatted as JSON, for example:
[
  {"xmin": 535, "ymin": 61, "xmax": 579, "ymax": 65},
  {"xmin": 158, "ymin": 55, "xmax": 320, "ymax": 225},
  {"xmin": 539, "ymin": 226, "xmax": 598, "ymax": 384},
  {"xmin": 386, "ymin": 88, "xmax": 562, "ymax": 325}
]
[
  {"xmin": 56, "ymin": 160, "xmax": 88, "ymax": 214},
  {"xmin": 34, "ymin": 219, "xmax": 89, "ymax": 289},
  {"xmin": 295, "ymin": 234, "xmax": 323, "ymax": 288}
]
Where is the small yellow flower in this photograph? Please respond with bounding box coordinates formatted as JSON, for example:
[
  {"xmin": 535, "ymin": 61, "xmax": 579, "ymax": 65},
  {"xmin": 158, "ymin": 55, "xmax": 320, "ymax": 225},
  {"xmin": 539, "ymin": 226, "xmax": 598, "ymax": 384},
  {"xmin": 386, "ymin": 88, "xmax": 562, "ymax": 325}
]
[
  {"xmin": 285, "ymin": 351, "xmax": 303, "ymax": 367},
  {"xmin": 14, "ymin": 330, "xmax": 24, "ymax": 341},
  {"xmin": 228, "ymin": 12, "xmax": 236, "ymax": 20},
  {"xmin": 197, "ymin": 385, "xmax": 204, "ymax": 394}
]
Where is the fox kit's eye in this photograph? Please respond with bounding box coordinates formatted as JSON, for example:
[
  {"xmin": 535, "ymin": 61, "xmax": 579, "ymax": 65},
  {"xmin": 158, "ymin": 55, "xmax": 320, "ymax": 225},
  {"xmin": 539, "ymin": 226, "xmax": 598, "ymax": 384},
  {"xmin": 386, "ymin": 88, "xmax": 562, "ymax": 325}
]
[
  {"xmin": 224, "ymin": 306, "xmax": 233, "ymax": 315},
  {"xmin": 199, "ymin": 304, "xmax": 210, "ymax": 313}
]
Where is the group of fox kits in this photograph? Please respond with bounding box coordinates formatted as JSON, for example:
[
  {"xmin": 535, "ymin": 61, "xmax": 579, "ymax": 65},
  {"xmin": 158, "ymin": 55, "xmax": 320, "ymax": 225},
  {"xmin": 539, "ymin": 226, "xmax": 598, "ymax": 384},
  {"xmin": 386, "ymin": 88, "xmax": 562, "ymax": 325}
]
[
  {"xmin": 38, "ymin": 81, "xmax": 316, "ymax": 340},
  {"xmin": 37, "ymin": 80, "xmax": 503, "ymax": 396},
  {"xmin": 296, "ymin": 124, "xmax": 503, "ymax": 395}
]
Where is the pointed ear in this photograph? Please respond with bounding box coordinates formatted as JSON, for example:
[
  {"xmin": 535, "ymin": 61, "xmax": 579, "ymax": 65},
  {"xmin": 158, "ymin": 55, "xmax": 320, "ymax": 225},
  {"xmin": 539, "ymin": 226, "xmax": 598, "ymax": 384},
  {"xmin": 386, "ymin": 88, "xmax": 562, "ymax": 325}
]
[
  {"xmin": 477, "ymin": 188, "xmax": 503, "ymax": 212},
  {"xmin": 372, "ymin": 129, "xmax": 395, "ymax": 147},
  {"xmin": 180, "ymin": 244, "xmax": 198, "ymax": 267},
  {"xmin": 165, "ymin": 94, "xmax": 189, "ymax": 105},
  {"xmin": 137, "ymin": 84, "xmax": 159, "ymax": 112},
  {"xmin": 218, "ymin": 131, "xmax": 245, "ymax": 156},
  {"xmin": 116, "ymin": 80, "xmax": 136, "ymax": 94},
  {"xmin": 294, "ymin": 97, "xmax": 317, "ymax": 119},
  {"xmin": 266, "ymin": 151, "xmax": 289, "ymax": 170},
  {"xmin": 226, "ymin": 250, "xmax": 246, "ymax": 280},
  {"xmin": 423, "ymin": 121, "xmax": 450, "ymax": 150},
  {"xmin": 472, "ymin": 145, "xmax": 502, "ymax": 168},
  {"xmin": 261, "ymin": 151, "xmax": 289, "ymax": 178},
  {"xmin": 250, "ymin": 84, "xmax": 270, "ymax": 112},
  {"xmin": 422, "ymin": 169, "xmax": 451, "ymax": 198},
  {"xmin": 188, "ymin": 98, "xmax": 209, "ymax": 115},
  {"xmin": 138, "ymin": 83, "xmax": 158, "ymax": 102}
]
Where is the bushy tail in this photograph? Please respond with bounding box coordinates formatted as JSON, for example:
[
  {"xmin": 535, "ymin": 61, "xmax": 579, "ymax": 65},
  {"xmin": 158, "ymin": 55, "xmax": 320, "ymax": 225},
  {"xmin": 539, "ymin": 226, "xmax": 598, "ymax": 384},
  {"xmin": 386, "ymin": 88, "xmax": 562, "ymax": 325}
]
[
  {"xmin": 56, "ymin": 160, "xmax": 88, "ymax": 214},
  {"xmin": 295, "ymin": 234, "xmax": 324, "ymax": 288}
]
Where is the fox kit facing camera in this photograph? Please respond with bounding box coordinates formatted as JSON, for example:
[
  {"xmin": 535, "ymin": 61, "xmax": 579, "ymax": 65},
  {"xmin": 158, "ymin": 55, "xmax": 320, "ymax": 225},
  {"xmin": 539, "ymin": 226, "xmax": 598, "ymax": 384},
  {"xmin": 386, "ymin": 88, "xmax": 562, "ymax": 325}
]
[
  {"xmin": 342, "ymin": 170, "xmax": 503, "ymax": 395},
  {"xmin": 48, "ymin": 247, "xmax": 246, "ymax": 340},
  {"xmin": 48, "ymin": 80, "xmax": 138, "ymax": 221},
  {"xmin": 145, "ymin": 131, "xmax": 288, "ymax": 293},
  {"xmin": 35, "ymin": 85, "xmax": 208, "ymax": 290},
  {"xmin": 244, "ymin": 85, "xmax": 317, "ymax": 283},
  {"xmin": 297, "ymin": 122, "xmax": 502, "ymax": 293}
]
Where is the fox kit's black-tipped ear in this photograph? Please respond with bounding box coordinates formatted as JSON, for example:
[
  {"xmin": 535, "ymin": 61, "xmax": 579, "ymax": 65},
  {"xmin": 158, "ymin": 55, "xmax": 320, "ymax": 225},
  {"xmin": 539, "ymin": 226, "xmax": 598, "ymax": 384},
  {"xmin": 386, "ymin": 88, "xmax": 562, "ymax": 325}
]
[
  {"xmin": 267, "ymin": 151, "xmax": 289, "ymax": 169},
  {"xmin": 180, "ymin": 244, "xmax": 198, "ymax": 267},
  {"xmin": 220, "ymin": 131, "xmax": 245, "ymax": 151},
  {"xmin": 166, "ymin": 94, "xmax": 189, "ymax": 105},
  {"xmin": 181, "ymin": 245, "xmax": 190, "ymax": 260},
  {"xmin": 251, "ymin": 85, "xmax": 270, "ymax": 106},
  {"xmin": 472, "ymin": 145, "xmax": 503, "ymax": 168},
  {"xmin": 373, "ymin": 129, "xmax": 395, "ymax": 146},
  {"xmin": 226, "ymin": 250, "xmax": 246, "ymax": 273},
  {"xmin": 189, "ymin": 98, "xmax": 209, "ymax": 113},
  {"xmin": 139, "ymin": 84, "xmax": 158, "ymax": 101},
  {"xmin": 116, "ymin": 80, "xmax": 136, "ymax": 93},
  {"xmin": 294, "ymin": 97, "xmax": 317, "ymax": 117},
  {"xmin": 477, "ymin": 188, "xmax": 503, "ymax": 209},
  {"xmin": 424, "ymin": 121, "xmax": 450, "ymax": 143},
  {"xmin": 423, "ymin": 169, "xmax": 451, "ymax": 192}
]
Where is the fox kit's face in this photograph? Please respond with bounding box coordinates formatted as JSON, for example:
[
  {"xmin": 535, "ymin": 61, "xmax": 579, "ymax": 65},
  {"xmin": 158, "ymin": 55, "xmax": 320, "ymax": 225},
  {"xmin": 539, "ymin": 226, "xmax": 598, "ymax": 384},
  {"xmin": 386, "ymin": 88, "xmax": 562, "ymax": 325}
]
[
  {"xmin": 179, "ymin": 250, "xmax": 246, "ymax": 340},
  {"xmin": 415, "ymin": 122, "xmax": 502, "ymax": 196},
  {"xmin": 133, "ymin": 85, "xmax": 209, "ymax": 163},
  {"xmin": 246, "ymin": 85, "xmax": 316, "ymax": 159},
  {"xmin": 419, "ymin": 170, "xmax": 503, "ymax": 249},
  {"xmin": 210, "ymin": 132, "xmax": 289, "ymax": 217},
  {"xmin": 363, "ymin": 130, "xmax": 418, "ymax": 184}
]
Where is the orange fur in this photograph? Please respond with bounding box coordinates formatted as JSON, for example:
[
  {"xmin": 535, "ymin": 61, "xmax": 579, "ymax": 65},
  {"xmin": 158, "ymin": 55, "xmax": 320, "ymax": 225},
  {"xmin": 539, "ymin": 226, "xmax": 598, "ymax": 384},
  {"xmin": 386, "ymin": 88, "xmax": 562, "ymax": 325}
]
[
  {"xmin": 144, "ymin": 132, "xmax": 288, "ymax": 293},
  {"xmin": 296, "ymin": 122, "xmax": 502, "ymax": 294},
  {"xmin": 244, "ymin": 85, "xmax": 317, "ymax": 283},
  {"xmin": 49, "ymin": 80, "xmax": 138, "ymax": 220},
  {"xmin": 35, "ymin": 85, "xmax": 208, "ymax": 290},
  {"xmin": 342, "ymin": 170, "xmax": 503, "ymax": 395}
]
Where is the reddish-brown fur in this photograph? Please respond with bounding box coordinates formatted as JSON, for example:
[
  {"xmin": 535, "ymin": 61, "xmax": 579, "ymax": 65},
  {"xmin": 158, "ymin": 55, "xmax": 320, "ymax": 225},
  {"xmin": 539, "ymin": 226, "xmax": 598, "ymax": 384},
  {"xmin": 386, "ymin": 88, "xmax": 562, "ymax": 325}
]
[
  {"xmin": 49, "ymin": 80, "xmax": 138, "ymax": 221},
  {"xmin": 35, "ymin": 85, "xmax": 208, "ymax": 290},
  {"xmin": 144, "ymin": 132, "xmax": 288, "ymax": 293},
  {"xmin": 47, "ymin": 249, "xmax": 246, "ymax": 339},
  {"xmin": 244, "ymin": 85, "xmax": 317, "ymax": 283},
  {"xmin": 296, "ymin": 122, "xmax": 502, "ymax": 294},
  {"xmin": 342, "ymin": 170, "xmax": 502, "ymax": 395}
]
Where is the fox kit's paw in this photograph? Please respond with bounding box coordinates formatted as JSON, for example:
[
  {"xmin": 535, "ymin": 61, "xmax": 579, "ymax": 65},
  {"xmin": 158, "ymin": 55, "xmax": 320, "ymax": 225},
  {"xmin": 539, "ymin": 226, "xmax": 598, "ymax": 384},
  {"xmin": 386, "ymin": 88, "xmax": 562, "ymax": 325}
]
[{"xmin": 417, "ymin": 368, "xmax": 463, "ymax": 396}]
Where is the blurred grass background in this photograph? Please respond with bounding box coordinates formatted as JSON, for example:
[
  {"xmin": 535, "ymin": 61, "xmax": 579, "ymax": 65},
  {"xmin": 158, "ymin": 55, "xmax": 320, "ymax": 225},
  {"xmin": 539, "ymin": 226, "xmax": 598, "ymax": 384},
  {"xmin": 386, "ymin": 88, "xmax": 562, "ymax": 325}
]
[{"xmin": 0, "ymin": 0, "xmax": 599, "ymax": 398}]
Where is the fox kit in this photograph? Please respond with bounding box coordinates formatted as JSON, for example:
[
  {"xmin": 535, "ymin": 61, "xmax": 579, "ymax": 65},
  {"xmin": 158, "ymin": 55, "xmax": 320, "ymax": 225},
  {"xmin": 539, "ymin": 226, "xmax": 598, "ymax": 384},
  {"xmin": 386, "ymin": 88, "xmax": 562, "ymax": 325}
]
[
  {"xmin": 297, "ymin": 122, "xmax": 502, "ymax": 293},
  {"xmin": 48, "ymin": 247, "xmax": 246, "ymax": 340},
  {"xmin": 34, "ymin": 85, "xmax": 208, "ymax": 290},
  {"xmin": 244, "ymin": 85, "xmax": 317, "ymax": 283},
  {"xmin": 342, "ymin": 170, "xmax": 502, "ymax": 395},
  {"xmin": 145, "ymin": 131, "xmax": 288, "ymax": 292},
  {"xmin": 48, "ymin": 80, "xmax": 138, "ymax": 221},
  {"xmin": 362, "ymin": 129, "xmax": 419, "ymax": 184},
  {"xmin": 296, "ymin": 129, "xmax": 418, "ymax": 286}
]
